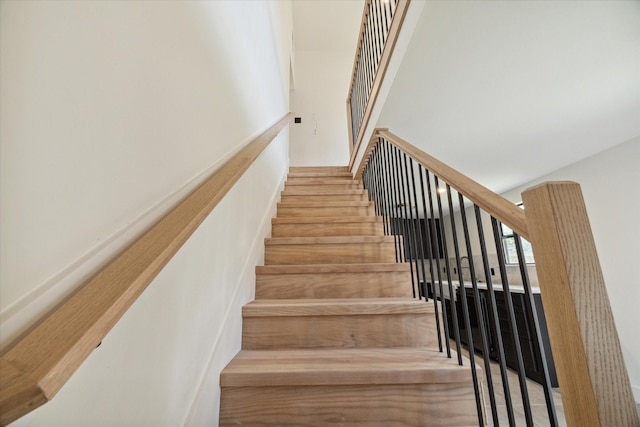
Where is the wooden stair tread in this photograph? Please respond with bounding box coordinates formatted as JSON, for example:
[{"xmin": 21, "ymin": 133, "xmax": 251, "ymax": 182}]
[
  {"xmin": 285, "ymin": 179, "xmax": 361, "ymax": 185},
  {"xmin": 289, "ymin": 166, "xmax": 349, "ymax": 173},
  {"xmin": 288, "ymin": 172, "xmax": 353, "ymax": 179},
  {"xmin": 278, "ymin": 201, "xmax": 372, "ymax": 208},
  {"xmin": 265, "ymin": 236, "xmax": 394, "ymax": 245},
  {"xmin": 243, "ymin": 298, "xmax": 432, "ymax": 317},
  {"xmin": 282, "ymin": 189, "xmax": 366, "ymax": 196},
  {"xmin": 256, "ymin": 263, "xmax": 408, "ymax": 274},
  {"xmin": 221, "ymin": 347, "xmax": 473, "ymax": 387},
  {"xmin": 272, "ymin": 216, "xmax": 381, "ymax": 224}
]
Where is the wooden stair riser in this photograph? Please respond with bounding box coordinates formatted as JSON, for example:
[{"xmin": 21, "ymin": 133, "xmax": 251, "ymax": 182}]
[
  {"xmin": 280, "ymin": 193, "xmax": 369, "ymax": 202},
  {"xmin": 242, "ymin": 313, "xmax": 436, "ymax": 349},
  {"xmin": 271, "ymin": 220, "xmax": 384, "ymax": 237},
  {"xmin": 264, "ymin": 242, "xmax": 396, "ymax": 265},
  {"xmin": 220, "ymin": 383, "xmax": 478, "ymax": 426},
  {"xmin": 276, "ymin": 204, "xmax": 374, "ymax": 218},
  {"xmin": 255, "ymin": 271, "xmax": 411, "ymax": 299}
]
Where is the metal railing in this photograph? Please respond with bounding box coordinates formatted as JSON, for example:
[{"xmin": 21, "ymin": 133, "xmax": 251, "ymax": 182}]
[
  {"xmin": 361, "ymin": 133, "xmax": 561, "ymax": 426},
  {"xmin": 346, "ymin": 0, "xmax": 407, "ymax": 158}
]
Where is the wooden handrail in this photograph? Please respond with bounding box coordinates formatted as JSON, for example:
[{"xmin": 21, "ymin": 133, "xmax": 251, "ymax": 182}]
[
  {"xmin": 358, "ymin": 129, "xmax": 529, "ymax": 240},
  {"xmin": 0, "ymin": 113, "xmax": 293, "ymax": 426},
  {"xmin": 346, "ymin": 0, "xmax": 410, "ymax": 168}
]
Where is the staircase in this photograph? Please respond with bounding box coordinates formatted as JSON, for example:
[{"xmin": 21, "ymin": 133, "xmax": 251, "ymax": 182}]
[{"xmin": 219, "ymin": 166, "xmax": 479, "ymax": 426}]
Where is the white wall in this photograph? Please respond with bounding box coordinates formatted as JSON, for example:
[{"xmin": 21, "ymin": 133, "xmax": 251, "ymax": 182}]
[
  {"xmin": 0, "ymin": 0, "xmax": 292, "ymax": 425},
  {"xmin": 502, "ymin": 137, "xmax": 640, "ymax": 403},
  {"xmin": 289, "ymin": 49, "xmax": 352, "ymax": 166},
  {"xmin": 376, "ymin": 0, "xmax": 640, "ymax": 193}
]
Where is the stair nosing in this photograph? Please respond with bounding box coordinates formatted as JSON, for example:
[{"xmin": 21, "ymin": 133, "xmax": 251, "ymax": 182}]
[
  {"xmin": 242, "ymin": 297, "xmax": 433, "ymax": 317},
  {"xmin": 221, "ymin": 347, "xmax": 475, "ymax": 387}
]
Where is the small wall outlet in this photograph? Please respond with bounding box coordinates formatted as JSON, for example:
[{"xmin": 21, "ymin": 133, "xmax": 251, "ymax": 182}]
[{"xmin": 294, "ymin": 117, "xmax": 302, "ymax": 123}]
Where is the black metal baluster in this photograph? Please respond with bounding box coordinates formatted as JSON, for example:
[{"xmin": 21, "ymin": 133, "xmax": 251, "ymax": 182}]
[
  {"xmin": 474, "ymin": 205, "xmax": 516, "ymax": 426},
  {"xmin": 374, "ymin": 143, "xmax": 385, "ymax": 222},
  {"xmin": 397, "ymin": 149, "xmax": 417, "ymax": 297},
  {"xmin": 459, "ymin": 203, "xmax": 500, "ymax": 425},
  {"xmin": 384, "ymin": 140, "xmax": 401, "ymax": 262},
  {"xmin": 373, "ymin": 0, "xmax": 384, "ymax": 63},
  {"xmin": 515, "ymin": 234, "xmax": 560, "ymax": 427},
  {"xmin": 402, "ymin": 153, "xmax": 421, "ymax": 298},
  {"xmin": 491, "ymin": 218, "xmax": 534, "ymax": 426},
  {"xmin": 380, "ymin": 139, "xmax": 393, "ymax": 242},
  {"xmin": 424, "ymin": 172, "xmax": 450, "ymax": 356},
  {"xmin": 390, "ymin": 145, "xmax": 406, "ymax": 266},
  {"xmin": 417, "ymin": 165, "xmax": 437, "ymax": 305},
  {"xmin": 433, "ymin": 177, "xmax": 453, "ymax": 356},
  {"xmin": 383, "ymin": 0, "xmax": 393, "ymax": 41},
  {"xmin": 409, "ymin": 158, "xmax": 427, "ymax": 299},
  {"xmin": 361, "ymin": 19, "xmax": 372, "ymax": 97},
  {"xmin": 452, "ymin": 192, "xmax": 485, "ymax": 426},
  {"xmin": 365, "ymin": 6, "xmax": 376, "ymax": 91},
  {"xmin": 444, "ymin": 184, "xmax": 463, "ymax": 363},
  {"xmin": 375, "ymin": 141, "xmax": 389, "ymax": 236},
  {"xmin": 370, "ymin": 144, "xmax": 380, "ymax": 217}
]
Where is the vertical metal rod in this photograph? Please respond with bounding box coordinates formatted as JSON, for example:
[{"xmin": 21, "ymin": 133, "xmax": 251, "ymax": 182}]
[
  {"xmin": 409, "ymin": 158, "xmax": 428, "ymax": 300},
  {"xmin": 370, "ymin": 144, "xmax": 381, "ymax": 217},
  {"xmin": 396, "ymin": 149, "xmax": 417, "ymax": 298},
  {"xmin": 515, "ymin": 234, "xmax": 559, "ymax": 427},
  {"xmin": 370, "ymin": 0, "xmax": 381, "ymax": 63},
  {"xmin": 491, "ymin": 218, "xmax": 534, "ymax": 426},
  {"xmin": 417, "ymin": 165, "xmax": 437, "ymax": 303},
  {"xmin": 424, "ymin": 171, "xmax": 450, "ymax": 356},
  {"xmin": 459, "ymin": 202, "xmax": 500, "ymax": 425},
  {"xmin": 403, "ymin": 153, "xmax": 422, "ymax": 298},
  {"xmin": 390, "ymin": 145, "xmax": 407, "ymax": 267},
  {"xmin": 380, "ymin": 137, "xmax": 398, "ymax": 242},
  {"xmin": 384, "ymin": 140, "xmax": 401, "ymax": 262},
  {"xmin": 366, "ymin": 4, "xmax": 376, "ymax": 90},
  {"xmin": 362, "ymin": 14, "xmax": 373, "ymax": 94},
  {"xmin": 444, "ymin": 184, "xmax": 463, "ymax": 364},
  {"xmin": 433, "ymin": 176, "xmax": 453, "ymax": 355},
  {"xmin": 474, "ymin": 205, "xmax": 516, "ymax": 425},
  {"xmin": 375, "ymin": 142, "xmax": 389, "ymax": 236},
  {"xmin": 453, "ymin": 192, "xmax": 485, "ymax": 426},
  {"xmin": 374, "ymin": 0, "xmax": 384, "ymax": 60},
  {"xmin": 374, "ymin": 143, "xmax": 385, "ymax": 226},
  {"xmin": 380, "ymin": 0, "xmax": 390, "ymax": 38}
]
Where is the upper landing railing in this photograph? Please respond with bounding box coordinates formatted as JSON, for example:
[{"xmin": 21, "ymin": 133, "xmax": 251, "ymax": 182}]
[
  {"xmin": 0, "ymin": 114, "xmax": 293, "ymax": 426},
  {"xmin": 346, "ymin": 0, "xmax": 409, "ymax": 164},
  {"xmin": 357, "ymin": 129, "xmax": 640, "ymax": 427}
]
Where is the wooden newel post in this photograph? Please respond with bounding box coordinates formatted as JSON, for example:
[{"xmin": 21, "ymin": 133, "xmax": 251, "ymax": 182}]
[{"xmin": 522, "ymin": 181, "xmax": 639, "ymax": 427}]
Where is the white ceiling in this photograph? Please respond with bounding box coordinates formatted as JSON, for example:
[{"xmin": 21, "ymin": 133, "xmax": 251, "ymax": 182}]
[
  {"xmin": 377, "ymin": 0, "xmax": 640, "ymax": 194},
  {"xmin": 292, "ymin": 0, "xmax": 364, "ymax": 53}
]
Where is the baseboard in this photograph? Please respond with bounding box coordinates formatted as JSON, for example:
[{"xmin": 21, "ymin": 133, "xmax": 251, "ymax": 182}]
[{"xmin": 181, "ymin": 168, "xmax": 286, "ymax": 427}]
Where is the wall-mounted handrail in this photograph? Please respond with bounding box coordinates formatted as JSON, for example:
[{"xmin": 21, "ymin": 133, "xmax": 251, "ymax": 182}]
[
  {"xmin": 358, "ymin": 128, "xmax": 639, "ymax": 427},
  {"xmin": 346, "ymin": 0, "xmax": 409, "ymax": 167},
  {"xmin": 357, "ymin": 129, "xmax": 529, "ymax": 239},
  {"xmin": 0, "ymin": 113, "xmax": 293, "ymax": 426}
]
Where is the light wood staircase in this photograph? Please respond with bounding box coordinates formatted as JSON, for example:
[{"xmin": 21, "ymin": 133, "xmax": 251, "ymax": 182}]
[{"xmin": 220, "ymin": 166, "xmax": 479, "ymax": 426}]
